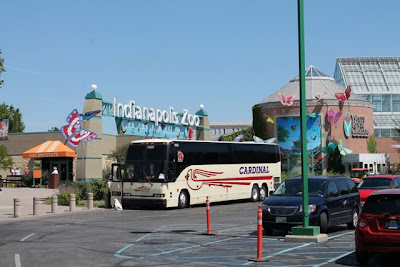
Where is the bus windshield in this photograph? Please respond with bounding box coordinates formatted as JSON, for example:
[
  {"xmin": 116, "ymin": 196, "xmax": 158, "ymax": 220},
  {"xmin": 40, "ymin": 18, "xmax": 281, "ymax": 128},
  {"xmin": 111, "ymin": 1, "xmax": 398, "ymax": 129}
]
[
  {"xmin": 350, "ymin": 169, "xmax": 369, "ymax": 178},
  {"xmin": 124, "ymin": 143, "xmax": 169, "ymax": 183}
]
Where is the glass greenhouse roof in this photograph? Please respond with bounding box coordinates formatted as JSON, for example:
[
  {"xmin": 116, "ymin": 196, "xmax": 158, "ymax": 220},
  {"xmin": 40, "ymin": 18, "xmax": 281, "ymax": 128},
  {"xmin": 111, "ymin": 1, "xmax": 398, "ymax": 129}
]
[
  {"xmin": 334, "ymin": 57, "xmax": 400, "ymax": 93},
  {"xmin": 373, "ymin": 115, "xmax": 400, "ymax": 127},
  {"xmin": 290, "ymin": 65, "xmax": 334, "ymax": 82}
]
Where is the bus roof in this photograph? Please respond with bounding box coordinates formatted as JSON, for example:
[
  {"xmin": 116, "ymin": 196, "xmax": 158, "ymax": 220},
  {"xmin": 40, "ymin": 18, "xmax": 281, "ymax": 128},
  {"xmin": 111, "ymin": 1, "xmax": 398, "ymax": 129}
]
[{"xmin": 130, "ymin": 139, "xmax": 278, "ymax": 146}]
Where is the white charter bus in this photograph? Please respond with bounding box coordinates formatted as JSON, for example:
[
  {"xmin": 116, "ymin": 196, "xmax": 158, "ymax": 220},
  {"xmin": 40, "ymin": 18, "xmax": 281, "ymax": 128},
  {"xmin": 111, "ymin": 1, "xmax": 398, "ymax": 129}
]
[{"xmin": 109, "ymin": 139, "xmax": 281, "ymax": 208}]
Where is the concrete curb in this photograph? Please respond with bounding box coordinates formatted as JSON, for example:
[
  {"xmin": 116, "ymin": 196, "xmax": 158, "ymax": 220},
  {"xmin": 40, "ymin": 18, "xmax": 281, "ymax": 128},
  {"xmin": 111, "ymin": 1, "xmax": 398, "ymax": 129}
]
[{"xmin": 284, "ymin": 234, "xmax": 328, "ymax": 243}]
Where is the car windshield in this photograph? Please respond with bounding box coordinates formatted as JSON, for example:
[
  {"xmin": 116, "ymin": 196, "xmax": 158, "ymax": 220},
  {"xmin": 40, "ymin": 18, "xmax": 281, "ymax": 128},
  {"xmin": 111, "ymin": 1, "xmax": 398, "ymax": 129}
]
[
  {"xmin": 362, "ymin": 194, "xmax": 400, "ymax": 215},
  {"xmin": 274, "ymin": 179, "xmax": 326, "ymax": 197},
  {"xmin": 358, "ymin": 178, "xmax": 392, "ymax": 190}
]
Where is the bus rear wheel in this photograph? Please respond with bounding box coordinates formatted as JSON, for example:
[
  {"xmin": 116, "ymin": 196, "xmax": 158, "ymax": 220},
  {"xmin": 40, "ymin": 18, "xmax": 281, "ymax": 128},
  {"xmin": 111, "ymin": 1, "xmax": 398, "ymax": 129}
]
[
  {"xmin": 178, "ymin": 191, "xmax": 189, "ymax": 209},
  {"xmin": 251, "ymin": 185, "xmax": 259, "ymax": 202}
]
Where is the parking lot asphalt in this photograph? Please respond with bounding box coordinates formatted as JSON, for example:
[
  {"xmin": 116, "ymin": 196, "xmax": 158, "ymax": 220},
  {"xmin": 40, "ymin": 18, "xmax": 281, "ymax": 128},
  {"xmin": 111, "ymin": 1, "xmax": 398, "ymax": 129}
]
[
  {"xmin": 113, "ymin": 222, "xmax": 358, "ymax": 266},
  {"xmin": 0, "ymin": 188, "xmax": 103, "ymax": 221},
  {"xmin": 2, "ymin": 199, "xmax": 383, "ymax": 267}
]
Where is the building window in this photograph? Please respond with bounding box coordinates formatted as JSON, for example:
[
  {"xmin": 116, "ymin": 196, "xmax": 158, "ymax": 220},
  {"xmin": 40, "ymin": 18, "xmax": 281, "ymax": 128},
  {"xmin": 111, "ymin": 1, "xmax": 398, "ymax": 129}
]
[
  {"xmin": 392, "ymin": 129, "xmax": 400, "ymax": 137},
  {"xmin": 374, "ymin": 129, "xmax": 381, "ymax": 137},
  {"xmin": 381, "ymin": 129, "xmax": 390, "ymax": 137},
  {"xmin": 382, "ymin": 95, "xmax": 391, "ymax": 112},
  {"xmin": 360, "ymin": 94, "xmax": 372, "ymax": 102},
  {"xmin": 372, "ymin": 94, "xmax": 382, "ymax": 112},
  {"xmin": 393, "ymin": 94, "xmax": 400, "ymax": 112}
]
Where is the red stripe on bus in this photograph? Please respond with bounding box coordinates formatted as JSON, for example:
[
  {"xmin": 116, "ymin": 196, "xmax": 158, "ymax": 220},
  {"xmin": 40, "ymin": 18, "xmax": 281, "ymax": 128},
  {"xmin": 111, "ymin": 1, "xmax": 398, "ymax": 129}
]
[
  {"xmin": 194, "ymin": 176, "xmax": 273, "ymax": 182},
  {"xmin": 206, "ymin": 181, "xmax": 251, "ymax": 186}
]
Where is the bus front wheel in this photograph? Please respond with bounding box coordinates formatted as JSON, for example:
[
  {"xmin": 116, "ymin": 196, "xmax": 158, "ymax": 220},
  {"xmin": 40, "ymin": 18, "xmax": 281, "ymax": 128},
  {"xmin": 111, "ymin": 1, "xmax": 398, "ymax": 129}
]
[
  {"xmin": 251, "ymin": 185, "xmax": 259, "ymax": 202},
  {"xmin": 178, "ymin": 190, "xmax": 189, "ymax": 209}
]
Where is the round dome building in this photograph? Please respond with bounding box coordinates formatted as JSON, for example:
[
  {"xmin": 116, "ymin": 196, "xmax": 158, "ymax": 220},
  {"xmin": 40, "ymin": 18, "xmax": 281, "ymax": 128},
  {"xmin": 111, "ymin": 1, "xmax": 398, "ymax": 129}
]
[{"xmin": 255, "ymin": 66, "xmax": 374, "ymax": 174}]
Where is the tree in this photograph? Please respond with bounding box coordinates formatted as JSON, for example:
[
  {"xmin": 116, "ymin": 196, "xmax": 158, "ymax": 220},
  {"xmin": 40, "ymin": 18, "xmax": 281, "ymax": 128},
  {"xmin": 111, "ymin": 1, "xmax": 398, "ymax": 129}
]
[
  {"xmin": 48, "ymin": 127, "xmax": 60, "ymax": 132},
  {"xmin": 252, "ymin": 105, "xmax": 268, "ymax": 140},
  {"xmin": 0, "ymin": 49, "xmax": 5, "ymax": 88},
  {"xmin": 0, "ymin": 144, "xmax": 13, "ymax": 170},
  {"xmin": 107, "ymin": 144, "xmax": 129, "ymax": 164},
  {"xmin": 0, "ymin": 103, "xmax": 25, "ymax": 133},
  {"xmin": 327, "ymin": 140, "xmax": 345, "ymax": 173},
  {"xmin": 219, "ymin": 127, "xmax": 253, "ymax": 142},
  {"xmin": 367, "ymin": 135, "xmax": 377, "ymax": 153}
]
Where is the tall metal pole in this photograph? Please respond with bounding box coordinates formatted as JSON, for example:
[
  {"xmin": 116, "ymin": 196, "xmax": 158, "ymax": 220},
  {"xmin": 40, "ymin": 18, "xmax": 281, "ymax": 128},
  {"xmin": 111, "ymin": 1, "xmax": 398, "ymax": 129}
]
[{"xmin": 297, "ymin": 0, "xmax": 309, "ymax": 228}]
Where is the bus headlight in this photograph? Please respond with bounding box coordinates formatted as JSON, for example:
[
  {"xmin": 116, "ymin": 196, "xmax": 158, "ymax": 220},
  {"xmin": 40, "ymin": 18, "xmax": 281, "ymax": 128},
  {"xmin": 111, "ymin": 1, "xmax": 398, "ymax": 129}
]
[{"xmin": 153, "ymin": 194, "xmax": 165, "ymax": 197}]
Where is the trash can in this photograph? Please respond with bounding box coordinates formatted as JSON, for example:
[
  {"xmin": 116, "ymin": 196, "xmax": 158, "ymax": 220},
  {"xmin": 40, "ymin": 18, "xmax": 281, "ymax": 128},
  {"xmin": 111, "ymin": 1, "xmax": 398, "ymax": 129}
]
[{"xmin": 48, "ymin": 174, "xmax": 59, "ymax": 189}]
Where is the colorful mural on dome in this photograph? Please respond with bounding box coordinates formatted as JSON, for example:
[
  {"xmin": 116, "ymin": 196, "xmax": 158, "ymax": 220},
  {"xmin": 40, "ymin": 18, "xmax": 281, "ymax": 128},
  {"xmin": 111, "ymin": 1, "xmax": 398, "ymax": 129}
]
[{"xmin": 277, "ymin": 116, "xmax": 322, "ymax": 173}]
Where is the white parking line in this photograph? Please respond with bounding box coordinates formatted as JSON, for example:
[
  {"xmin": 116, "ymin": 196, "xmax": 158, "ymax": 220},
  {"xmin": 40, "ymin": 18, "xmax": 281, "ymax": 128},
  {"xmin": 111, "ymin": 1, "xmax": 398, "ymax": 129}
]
[
  {"xmin": 328, "ymin": 231, "xmax": 353, "ymax": 240},
  {"xmin": 243, "ymin": 243, "xmax": 313, "ymax": 265},
  {"xmin": 15, "ymin": 254, "xmax": 21, "ymax": 267},
  {"xmin": 271, "ymin": 243, "xmax": 313, "ymax": 256},
  {"xmin": 20, "ymin": 233, "xmax": 36, "ymax": 242},
  {"xmin": 313, "ymin": 250, "xmax": 354, "ymax": 267}
]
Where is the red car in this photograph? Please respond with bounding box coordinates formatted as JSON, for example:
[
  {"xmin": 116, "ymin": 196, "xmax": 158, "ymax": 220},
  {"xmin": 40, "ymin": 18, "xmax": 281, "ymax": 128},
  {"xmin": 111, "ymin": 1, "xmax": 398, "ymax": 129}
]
[
  {"xmin": 357, "ymin": 175, "xmax": 400, "ymax": 204},
  {"xmin": 355, "ymin": 189, "xmax": 400, "ymax": 264}
]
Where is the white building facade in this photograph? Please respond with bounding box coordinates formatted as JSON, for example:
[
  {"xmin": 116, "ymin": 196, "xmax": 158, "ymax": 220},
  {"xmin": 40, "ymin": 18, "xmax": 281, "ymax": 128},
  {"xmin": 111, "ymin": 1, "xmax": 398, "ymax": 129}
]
[{"xmin": 210, "ymin": 121, "xmax": 251, "ymax": 141}]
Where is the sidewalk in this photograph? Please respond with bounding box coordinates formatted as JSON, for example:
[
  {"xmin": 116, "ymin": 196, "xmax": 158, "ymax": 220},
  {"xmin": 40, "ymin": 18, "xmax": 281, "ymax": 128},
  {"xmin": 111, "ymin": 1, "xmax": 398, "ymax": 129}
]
[{"xmin": 0, "ymin": 187, "xmax": 103, "ymax": 222}]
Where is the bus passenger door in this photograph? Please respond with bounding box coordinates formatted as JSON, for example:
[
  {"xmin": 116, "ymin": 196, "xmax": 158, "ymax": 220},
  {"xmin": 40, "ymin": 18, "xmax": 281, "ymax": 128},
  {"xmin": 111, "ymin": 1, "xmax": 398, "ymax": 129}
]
[{"xmin": 109, "ymin": 163, "xmax": 124, "ymax": 207}]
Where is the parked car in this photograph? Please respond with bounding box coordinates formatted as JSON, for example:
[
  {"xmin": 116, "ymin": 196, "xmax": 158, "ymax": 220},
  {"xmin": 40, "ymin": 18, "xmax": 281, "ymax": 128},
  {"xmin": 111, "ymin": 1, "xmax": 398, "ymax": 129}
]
[
  {"xmin": 358, "ymin": 175, "xmax": 400, "ymax": 204},
  {"xmin": 355, "ymin": 189, "xmax": 400, "ymax": 264},
  {"xmin": 261, "ymin": 176, "xmax": 360, "ymax": 234}
]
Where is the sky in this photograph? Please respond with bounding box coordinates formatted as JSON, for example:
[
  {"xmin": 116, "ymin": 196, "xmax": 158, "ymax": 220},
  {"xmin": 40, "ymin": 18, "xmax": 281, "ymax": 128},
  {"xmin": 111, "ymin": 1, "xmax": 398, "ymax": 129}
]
[{"xmin": 2, "ymin": 0, "xmax": 400, "ymax": 134}]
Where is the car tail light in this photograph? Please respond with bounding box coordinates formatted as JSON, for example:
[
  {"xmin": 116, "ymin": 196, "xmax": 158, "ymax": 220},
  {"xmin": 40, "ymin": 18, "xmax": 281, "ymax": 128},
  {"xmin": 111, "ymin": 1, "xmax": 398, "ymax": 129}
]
[{"xmin": 359, "ymin": 219, "xmax": 367, "ymax": 228}]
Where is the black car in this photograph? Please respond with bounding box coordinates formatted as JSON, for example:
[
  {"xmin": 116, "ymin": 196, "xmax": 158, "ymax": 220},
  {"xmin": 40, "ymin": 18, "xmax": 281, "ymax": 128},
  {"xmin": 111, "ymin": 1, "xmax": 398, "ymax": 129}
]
[{"xmin": 262, "ymin": 176, "xmax": 360, "ymax": 234}]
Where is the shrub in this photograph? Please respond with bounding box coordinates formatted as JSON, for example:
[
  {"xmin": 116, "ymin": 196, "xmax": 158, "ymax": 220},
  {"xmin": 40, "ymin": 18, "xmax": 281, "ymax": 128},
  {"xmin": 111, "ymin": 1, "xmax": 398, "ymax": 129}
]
[
  {"xmin": 22, "ymin": 173, "xmax": 33, "ymax": 187},
  {"xmin": 53, "ymin": 179, "xmax": 108, "ymax": 205},
  {"xmin": 78, "ymin": 179, "xmax": 107, "ymax": 201},
  {"xmin": 57, "ymin": 181, "xmax": 82, "ymax": 205},
  {"xmin": 90, "ymin": 179, "xmax": 108, "ymax": 201}
]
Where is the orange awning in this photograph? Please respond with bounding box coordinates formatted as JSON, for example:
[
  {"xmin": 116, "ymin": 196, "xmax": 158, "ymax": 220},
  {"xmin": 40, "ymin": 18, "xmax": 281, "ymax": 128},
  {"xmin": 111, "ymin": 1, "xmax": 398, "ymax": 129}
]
[{"xmin": 22, "ymin": 141, "xmax": 76, "ymax": 158}]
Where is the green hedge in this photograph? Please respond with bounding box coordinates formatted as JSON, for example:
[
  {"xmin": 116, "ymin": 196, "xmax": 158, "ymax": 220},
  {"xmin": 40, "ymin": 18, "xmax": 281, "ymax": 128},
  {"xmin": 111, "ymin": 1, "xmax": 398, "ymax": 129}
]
[{"xmin": 54, "ymin": 179, "xmax": 108, "ymax": 205}]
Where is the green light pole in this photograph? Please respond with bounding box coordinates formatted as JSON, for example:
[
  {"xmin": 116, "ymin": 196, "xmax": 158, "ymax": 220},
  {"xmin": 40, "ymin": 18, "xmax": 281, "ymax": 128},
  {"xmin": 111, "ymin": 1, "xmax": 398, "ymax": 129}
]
[{"xmin": 291, "ymin": 0, "xmax": 320, "ymax": 236}]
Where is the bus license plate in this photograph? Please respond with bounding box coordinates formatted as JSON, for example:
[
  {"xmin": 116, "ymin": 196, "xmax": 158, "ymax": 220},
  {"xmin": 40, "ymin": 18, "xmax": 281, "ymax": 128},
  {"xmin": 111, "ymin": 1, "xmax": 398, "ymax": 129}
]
[
  {"xmin": 386, "ymin": 220, "xmax": 398, "ymax": 229},
  {"xmin": 276, "ymin": 217, "xmax": 287, "ymax": 223}
]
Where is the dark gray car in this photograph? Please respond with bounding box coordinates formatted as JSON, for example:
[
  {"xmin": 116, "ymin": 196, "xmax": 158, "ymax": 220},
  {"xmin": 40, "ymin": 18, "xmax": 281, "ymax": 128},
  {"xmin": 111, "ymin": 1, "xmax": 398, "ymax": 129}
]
[{"xmin": 262, "ymin": 176, "xmax": 360, "ymax": 234}]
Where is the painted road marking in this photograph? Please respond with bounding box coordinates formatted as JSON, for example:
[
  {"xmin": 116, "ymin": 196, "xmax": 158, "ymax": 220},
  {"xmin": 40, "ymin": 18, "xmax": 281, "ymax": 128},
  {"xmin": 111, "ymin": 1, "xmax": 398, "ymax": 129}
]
[
  {"xmin": 20, "ymin": 233, "xmax": 36, "ymax": 242},
  {"xmin": 114, "ymin": 224, "xmax": 355, "ymax": 266},
  {"xmin": 15, "ymin": 254, "xmax": 21, "ymax": 267},
  {"xmin": 114, "ymin": 225, "xmax": 167, "ymax": 258},
  {"xmin": 313, "ymin": 250, "xmax": 354, "ymax": 267},
  {"xmin": 149, "ymin": 236, "xmax": 241, "ymax": 257},
  {"xmin": 328, "ymin": 231, "xmax": 353, "ymax": 240}
]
